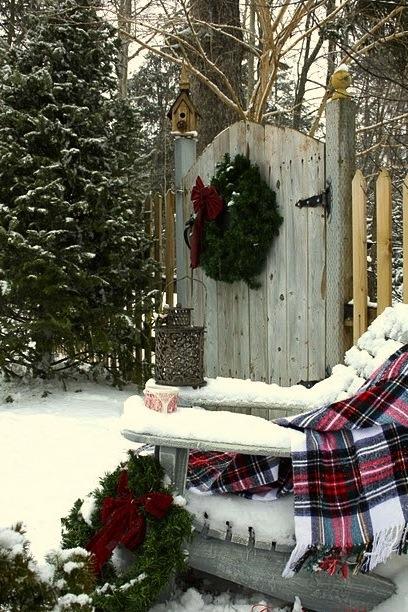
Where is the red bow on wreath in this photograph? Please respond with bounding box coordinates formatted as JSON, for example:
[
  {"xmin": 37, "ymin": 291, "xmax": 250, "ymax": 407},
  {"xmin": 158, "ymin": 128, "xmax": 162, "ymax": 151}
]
[
  {"xmin": 86, "ymin": 470, "xmax": 173, "ymax": 573},
  {"xmin": 190, "ymin": 176, "xmax": 223, "ymax": 269}
]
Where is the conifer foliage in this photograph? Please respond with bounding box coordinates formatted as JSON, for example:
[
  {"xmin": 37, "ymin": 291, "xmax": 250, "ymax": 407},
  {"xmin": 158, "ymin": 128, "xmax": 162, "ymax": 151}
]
[{"xmin": 0, "ymin": 0, "xmax": 154, "ymax": 383}]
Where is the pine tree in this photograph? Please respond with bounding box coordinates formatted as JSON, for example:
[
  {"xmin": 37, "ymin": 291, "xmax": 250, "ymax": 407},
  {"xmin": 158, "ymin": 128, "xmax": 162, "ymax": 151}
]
[
  {"xmin": 128, "ymin": 54, "xmax": 178, "ymax": 194},
  {"xmin": 0, "ymin": 0, "xmax": 155, "ymax": 383}
]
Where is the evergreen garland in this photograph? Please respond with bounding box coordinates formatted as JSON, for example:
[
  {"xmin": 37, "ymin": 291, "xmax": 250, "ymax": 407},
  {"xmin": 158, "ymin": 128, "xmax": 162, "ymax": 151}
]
[
  {"xmin": 200, "ymin": 154, "xmax": 282, "ymax": 289},
  {"xmin": 61, "ymin": 453, "xmax": 193, "ymax": 612}
]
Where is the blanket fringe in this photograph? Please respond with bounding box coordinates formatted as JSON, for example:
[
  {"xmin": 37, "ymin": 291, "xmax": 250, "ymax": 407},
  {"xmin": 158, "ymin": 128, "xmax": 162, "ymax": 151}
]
[
  {"xmin": 363, "ymin": 523, "xmax": 407, "ymax": 573},
  {"xmin": 283, "ymin": 522, "xmax": 408, "ymax": 578},
  {"xmin": 282, "ymin": 542, "xmax": 313, "ymax": 578}
]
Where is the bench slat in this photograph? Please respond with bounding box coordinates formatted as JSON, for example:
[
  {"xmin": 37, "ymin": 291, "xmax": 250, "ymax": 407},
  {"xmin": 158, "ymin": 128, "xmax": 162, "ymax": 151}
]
[{"xmin": 121, "ymin": 429, "xmax": 291, "ymax": 457}]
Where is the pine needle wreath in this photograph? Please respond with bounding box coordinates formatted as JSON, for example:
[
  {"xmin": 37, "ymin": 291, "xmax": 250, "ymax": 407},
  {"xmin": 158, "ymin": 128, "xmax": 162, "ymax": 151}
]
[
  {"xmin": 61, "ymin": 452, "xmax": 193, "ymax": 612},
  {"xmin": 200, "ymin": 153, "xmax": 283, "ymax": 289}
]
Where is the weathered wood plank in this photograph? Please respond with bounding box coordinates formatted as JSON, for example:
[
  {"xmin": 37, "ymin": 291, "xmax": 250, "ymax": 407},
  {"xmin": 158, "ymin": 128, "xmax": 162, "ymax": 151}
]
[
  {"xmin": 265, "ymin": 125, "xmax": 288, "ymax": 384},
  {"xmin": 285, "ymin": 131, "xmax": 309, "ymax": 384},
  {"xmin": 376, "ymin": 168, "xmax": 392, "ymax": 315},
  {"xmin": 188, "ymin": 536, "xmax": 395, "ymax": 612},
  {"xmin": 165, "ymin": 189, "xmax": 176, "ymax": 307},
  {"xmin": 232, "ymin": 281, "xmax": 250, "ymax": 379},
  {"xmin": 246, "ymin": 122, "xmax": 268, "ymax": 381},
  {"xmin": 352, "ymin": 170, "xmax": 368, "ymax": 342},
  {"xmin": 190, "ymin": 151, "xmax": 206, "ymax": 327},
  {"xmin": 306, "ymin": 139, "xmax": 326, "ymax": 380},
  {"xmin": 325, "ymin": 99, "xmax": 356, "ymax": 371},
  {"xmin": 121, "ymin": 431, "xmax": 291, "ymax": 457},
  {"xmin": 204, "ymin": 129, "xmax": 232, "ymax": 376},
  {"xmin": 225, "ymin": 122, "xmax": 249, "ymax": 380},
  {"xmin": 200, "ymin": 143, "xmax": 218, "ymax": 376}
]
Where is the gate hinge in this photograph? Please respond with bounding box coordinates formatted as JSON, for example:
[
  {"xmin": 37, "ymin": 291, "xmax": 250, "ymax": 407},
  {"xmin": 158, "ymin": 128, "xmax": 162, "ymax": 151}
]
[{"xmin": 295, "ymin": 186, "xmax": 331, "ymax": 214}]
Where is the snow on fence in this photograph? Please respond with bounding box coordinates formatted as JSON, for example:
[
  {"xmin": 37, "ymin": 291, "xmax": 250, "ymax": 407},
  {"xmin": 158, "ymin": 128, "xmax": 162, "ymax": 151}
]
[{"xmin": 352, "ymin": 169, "xmax": 408, "ymax": 342}]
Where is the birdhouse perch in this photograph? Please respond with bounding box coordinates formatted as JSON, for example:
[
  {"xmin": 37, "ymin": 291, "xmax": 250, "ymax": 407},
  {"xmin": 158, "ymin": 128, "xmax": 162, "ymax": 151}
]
[{"xmin": 168, "ymin": 65, "xmax": 200, "ymax": 135}]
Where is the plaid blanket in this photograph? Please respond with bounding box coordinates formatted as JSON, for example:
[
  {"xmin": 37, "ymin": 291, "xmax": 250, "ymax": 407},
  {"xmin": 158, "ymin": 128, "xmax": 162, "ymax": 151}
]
[{"xmin": 187, "ymin": 345, "xmax": 408, "ymax": 576}]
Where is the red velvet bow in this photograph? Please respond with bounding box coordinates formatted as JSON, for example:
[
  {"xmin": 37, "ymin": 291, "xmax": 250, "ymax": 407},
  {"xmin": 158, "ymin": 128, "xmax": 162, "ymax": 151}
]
[
  {"xmin": 190, "ymin": 176, "xmax": 223, "ymax": 269},
  {"xmin": 86, "ymin": 471, "xmax": 173, "ymax": 573}
]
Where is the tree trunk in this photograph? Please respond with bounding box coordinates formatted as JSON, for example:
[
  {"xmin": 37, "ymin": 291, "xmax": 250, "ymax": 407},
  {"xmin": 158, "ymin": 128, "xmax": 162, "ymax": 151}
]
[
  {"xmin": 189, "ymin": 0, "xmax": 244, "ymax": 153},
  {"xmin": 116, "ymin": 0, "xmax": 132, "ymax": 98}
]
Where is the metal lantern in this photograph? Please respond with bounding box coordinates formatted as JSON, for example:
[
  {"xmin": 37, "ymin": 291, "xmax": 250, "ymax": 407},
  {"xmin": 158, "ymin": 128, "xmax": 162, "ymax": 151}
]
[{"xmin": 155, "ymin": 305, "xmax": 205, "ymax": 387}]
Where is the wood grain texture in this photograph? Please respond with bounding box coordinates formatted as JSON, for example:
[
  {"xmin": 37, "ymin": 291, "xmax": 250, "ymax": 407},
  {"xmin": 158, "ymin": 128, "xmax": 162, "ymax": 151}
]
[
  {"xmin": 352, "ymin": 170, "xmax": 368, "ymax": 342},
  {"xmin": 121, "ymin": 430, "xmax": 292, "ymax": 457},
  {"xmin": 376, "ymin": 169, "xmax": 393, "ymax": 314},
  {"xmin": 188, "ymin": 536, "xmax": 395, "ymax": 612},
  {"xmin": 165, "ymin": 190, "xmax": 176, "ymax": 306},
  {"xmin": 325, "ymin": 99, "xmax": 356, "ymax": 372},
  {"xmin": 179, "ymin": 121, "xmax": 327, "ymax": 389}
]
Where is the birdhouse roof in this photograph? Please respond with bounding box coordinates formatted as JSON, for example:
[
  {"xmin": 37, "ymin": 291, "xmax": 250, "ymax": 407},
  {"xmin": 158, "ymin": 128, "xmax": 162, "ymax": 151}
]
[{"xmin": 167, "ymin": 90, "xmax": 200, "ymax": 120}]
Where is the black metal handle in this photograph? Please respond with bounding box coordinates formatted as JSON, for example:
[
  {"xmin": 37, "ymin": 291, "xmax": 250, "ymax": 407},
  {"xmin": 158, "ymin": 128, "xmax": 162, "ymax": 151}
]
[{"xmin": 184, "ymin": 216, "xmax": 194, "ymax": 250}]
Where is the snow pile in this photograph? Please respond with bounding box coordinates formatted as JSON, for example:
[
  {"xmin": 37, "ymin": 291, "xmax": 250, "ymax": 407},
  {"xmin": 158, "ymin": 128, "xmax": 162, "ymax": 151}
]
[
  {"xmin": 121, "ymin": 396, "xmax": 304, "ymax": 451},
  {"xmin": 150, "ymin": 587, "xmax": 291, "ymax": 612},
  {"xmin": 345, "ymin": 304, "xmax": 408, "ymax": 378},
  {"xmin": 186, "ymin": 490, "xmax": 295, "ymax": 547},
  {"xmin": 149, "ymin": 365, "xmax": 363, "ymax": 412},
  {"xmin": 0, "ymin": 380, "xmax": 139, "ymax": 561}
]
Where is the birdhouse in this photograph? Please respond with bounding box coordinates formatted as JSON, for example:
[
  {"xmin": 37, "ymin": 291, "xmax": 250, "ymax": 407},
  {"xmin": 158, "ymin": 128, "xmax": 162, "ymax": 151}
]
[{"xmin": 168, "ymin": 65, "xmax": 200, "ymax": 135}]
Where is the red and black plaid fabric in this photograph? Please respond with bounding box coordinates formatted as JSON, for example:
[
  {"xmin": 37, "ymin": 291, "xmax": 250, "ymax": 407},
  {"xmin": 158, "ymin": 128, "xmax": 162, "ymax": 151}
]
[
  {"xmin": 188, "ymin": 450, "xmax": 292, "ymax": 499},
  {"xmin": 187, "ymin": 345, "xmax": 408, "ymax": 575}
]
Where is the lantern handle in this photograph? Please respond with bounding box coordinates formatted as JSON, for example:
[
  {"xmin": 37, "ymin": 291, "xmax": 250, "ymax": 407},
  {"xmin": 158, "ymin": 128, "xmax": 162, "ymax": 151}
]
[{"xmin": 176, "ymin": 275, "xmax": 208, "ymax": 327}]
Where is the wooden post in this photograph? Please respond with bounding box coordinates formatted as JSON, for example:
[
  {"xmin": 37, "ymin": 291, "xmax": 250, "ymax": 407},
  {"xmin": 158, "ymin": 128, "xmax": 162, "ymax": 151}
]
[
  {"xmin": 376, "ymin": 169, "xmax": 392, "ymax": 314},
  {"xmin": 325, "ymin": 76, "xmax": 356, "ymax": 370},
  {"xmin": 352, "ymin": 170, "xmax": 368, "ymax": 343},
  {"xmin": 165, "ymin": 189, "xmax": 176, "ymax": 306},
  {"xmin": 169, "ymin": 67, "xmax": 198, "ymax": 306},
  {"xmin": 153, "ymin": 192, "xmax": 163, "ymax": 266},
  {"xmin": 143, "ymin": 194, "xmax": 153, "ymax": 375},
  {"xmin": 174, "ymin": 137, "xmax": 196, "ymax": 305},
  {"xmin": 403, "ymin": 174, "xmax": 408, "ymax": 303}
]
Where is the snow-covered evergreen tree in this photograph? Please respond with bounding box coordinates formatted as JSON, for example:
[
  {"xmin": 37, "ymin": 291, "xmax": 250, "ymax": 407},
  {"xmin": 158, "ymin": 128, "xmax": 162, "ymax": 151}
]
[{"xmin": 0, "ymin": 0, "xmax": 155, "ymax": 383}]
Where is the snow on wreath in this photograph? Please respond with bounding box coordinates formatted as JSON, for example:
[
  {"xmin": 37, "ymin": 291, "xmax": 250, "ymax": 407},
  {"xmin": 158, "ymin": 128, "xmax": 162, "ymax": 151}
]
[
  {"xmin": 186, "ymin": 154, "xmax": 283, "ymax": 289},
  {"xmin": 61, "ymin": 453, "xmax": 192, "ymax": 612}
]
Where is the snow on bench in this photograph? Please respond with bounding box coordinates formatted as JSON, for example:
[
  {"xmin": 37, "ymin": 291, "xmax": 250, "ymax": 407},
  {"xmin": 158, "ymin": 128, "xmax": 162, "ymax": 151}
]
[{"xmin": 121, "ymin": 396, "xmax": 303, "ymax": 455}]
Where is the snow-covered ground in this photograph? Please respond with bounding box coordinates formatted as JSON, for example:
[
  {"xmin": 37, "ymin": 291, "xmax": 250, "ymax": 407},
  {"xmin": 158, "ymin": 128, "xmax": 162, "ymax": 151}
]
[{"xmin": 0, "ymin": 376, "xmax": 407, "ymax": 611}]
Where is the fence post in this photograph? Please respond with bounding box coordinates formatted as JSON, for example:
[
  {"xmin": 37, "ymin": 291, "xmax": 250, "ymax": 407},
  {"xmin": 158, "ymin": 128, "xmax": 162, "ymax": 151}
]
[
  {"xmin": 170, "ymin": 67, "xmax": 198, "ymax": 306},
  {"xmin": 143, "ymin": 194, "xmax": 153, "ymax": 375},
  {"xmin": 352, "ymin": 170, "xmax": 368, "ymax": 343},
  {"xmin": 165, "ymin": 189, "xmax": 175, "ymax": 306},
  {"xmin": 153, "ymin": 192, "xmax": 163, "ymax": 310},
  {"xmin": 404, "ymin": 174, "xmax": 408, "ymax": 304},
  {"xmin": 325, "ymin": 71, "xmax": 356, "ymax": 371},
  {"xmin": 376, "ymin": 169, "xmax": 392, "ymax": 314}
]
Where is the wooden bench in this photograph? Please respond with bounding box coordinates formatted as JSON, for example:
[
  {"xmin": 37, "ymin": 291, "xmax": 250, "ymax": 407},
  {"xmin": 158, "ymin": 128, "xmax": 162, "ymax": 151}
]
[{"xmin": 122, "ymin": 305, "xmax": 408, "ymax": 611}]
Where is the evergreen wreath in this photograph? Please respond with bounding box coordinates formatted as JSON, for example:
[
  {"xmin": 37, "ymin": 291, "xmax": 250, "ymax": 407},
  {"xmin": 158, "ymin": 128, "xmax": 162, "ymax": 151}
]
[
  {"xmin": 200, "ymin": 153, "xmax": 283, "ymax": 289},
  {"xmin": 61, "ymin": 452, "xmax": 193, "ymax": 612}
]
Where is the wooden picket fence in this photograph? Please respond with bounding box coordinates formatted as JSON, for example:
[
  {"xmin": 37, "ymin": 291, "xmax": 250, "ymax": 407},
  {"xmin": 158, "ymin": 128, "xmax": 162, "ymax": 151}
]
[
  {"xmin": 137, "ymin": 190, "xmax": 176, "ymax": 382},
  {"xmin": 144, "ymin": 189, "xmax": 176, "ymax": 305},
  {"xmin": 352, "ymin": 169, "xmax": 408, "ymax": 343}
]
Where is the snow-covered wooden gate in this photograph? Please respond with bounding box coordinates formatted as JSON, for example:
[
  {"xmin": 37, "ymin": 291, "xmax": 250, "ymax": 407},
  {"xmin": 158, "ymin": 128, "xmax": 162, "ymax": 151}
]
[{"xmin": 178, "ymin": 114, "xmax": 355, "ymax": 386}]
